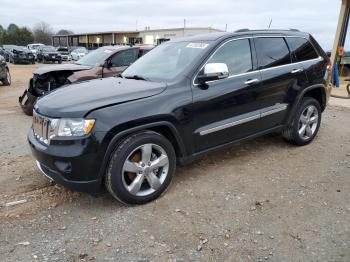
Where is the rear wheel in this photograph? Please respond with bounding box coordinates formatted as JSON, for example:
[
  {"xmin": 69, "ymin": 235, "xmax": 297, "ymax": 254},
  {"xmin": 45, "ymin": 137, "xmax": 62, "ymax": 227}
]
[
  {"xmin": 282, "ymin": 97, "xmax": 321, "ymax": 146},
  {"xmin": 1, "ymin": 68, "xmax": 11, "ymax": 86},
  {"xmin": 105, "ymin": 131, "xmax": 176, "ymax": 205}
]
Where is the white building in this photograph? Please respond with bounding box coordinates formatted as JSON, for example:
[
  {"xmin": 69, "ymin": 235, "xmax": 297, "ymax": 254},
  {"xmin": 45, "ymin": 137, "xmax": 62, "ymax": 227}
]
[{"xmin": 52, "ymin": 27, "xmax": 222, "ymax": 48}]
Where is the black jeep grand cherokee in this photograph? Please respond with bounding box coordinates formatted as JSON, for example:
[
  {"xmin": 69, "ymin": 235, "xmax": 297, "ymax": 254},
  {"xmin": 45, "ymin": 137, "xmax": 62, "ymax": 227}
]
[{"xmin": 29, "ymin": 30, "xmax": 330, "ymax": 204}]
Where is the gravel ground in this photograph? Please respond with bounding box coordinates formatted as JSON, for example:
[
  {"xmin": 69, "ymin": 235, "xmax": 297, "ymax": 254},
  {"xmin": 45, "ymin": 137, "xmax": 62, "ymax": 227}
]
[{"xmin": 0, "ymin": 63, "xmax": 350, "ymax": 262}]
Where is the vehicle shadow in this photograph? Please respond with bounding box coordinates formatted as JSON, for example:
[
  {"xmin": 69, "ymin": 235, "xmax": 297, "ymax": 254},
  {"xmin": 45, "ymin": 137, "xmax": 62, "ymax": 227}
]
[{"xmin": 82, "ymin": 134, "xmax": 292, "ymax": 208}]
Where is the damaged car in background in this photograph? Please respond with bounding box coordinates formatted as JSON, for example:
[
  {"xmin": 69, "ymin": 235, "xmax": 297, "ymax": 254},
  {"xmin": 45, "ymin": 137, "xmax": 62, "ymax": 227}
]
[
  {"xmin": 9, "ymin": 46, "xmax": 35, "ymax": 64},
  {"xmin": 19, "ymin": 45, "xmax": 153, "ymax": 115}
]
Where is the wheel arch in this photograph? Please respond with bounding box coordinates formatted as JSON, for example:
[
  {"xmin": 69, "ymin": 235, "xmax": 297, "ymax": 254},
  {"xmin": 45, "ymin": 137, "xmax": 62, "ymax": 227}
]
[
  {"xmin": 97, "ymin": 121, "xmax": 187, "ymax": 180},
  {"xmin": 285, "ymin": 84, "xmax": 326, "ymax": 125}
]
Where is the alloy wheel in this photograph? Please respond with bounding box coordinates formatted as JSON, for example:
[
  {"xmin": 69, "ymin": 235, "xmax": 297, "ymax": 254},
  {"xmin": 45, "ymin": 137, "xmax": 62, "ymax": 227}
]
[
  {"xmin": 298, "ymin": 105, "xmax": 319, "ymax": 140},
  {"xmin": 121, "ymin": 143, "xmax": 169, "ymax": 197}
]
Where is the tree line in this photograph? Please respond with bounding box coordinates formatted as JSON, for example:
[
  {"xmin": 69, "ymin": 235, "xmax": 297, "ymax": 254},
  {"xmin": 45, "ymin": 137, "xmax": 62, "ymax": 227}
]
[{"xmin": 0, "ymin": 22, "xmax": 73, "ymax": 46}]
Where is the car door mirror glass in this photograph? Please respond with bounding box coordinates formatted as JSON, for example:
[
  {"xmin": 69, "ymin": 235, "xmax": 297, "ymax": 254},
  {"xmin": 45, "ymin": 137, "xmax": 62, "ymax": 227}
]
[{"xmin": 197, "ymin": 63, "xmax": 229, "ymax": 83}]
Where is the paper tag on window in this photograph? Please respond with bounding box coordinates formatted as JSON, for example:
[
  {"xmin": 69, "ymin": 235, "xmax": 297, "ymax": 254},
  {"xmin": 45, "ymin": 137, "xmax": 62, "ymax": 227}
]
[{"xmin": 186, "ymin": 43, "xmax": 209, "ymax": 49}]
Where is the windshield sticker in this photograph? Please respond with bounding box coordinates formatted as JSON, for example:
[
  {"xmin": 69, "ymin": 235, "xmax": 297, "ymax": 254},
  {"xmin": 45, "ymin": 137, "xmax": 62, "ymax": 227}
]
[
  {"xmin": 186, "ymin": 43, "xmax": 209, "ymax": 49},
  {"xmin": 104, "ymin": 50, "xmax": 113, "ymax": 53}
]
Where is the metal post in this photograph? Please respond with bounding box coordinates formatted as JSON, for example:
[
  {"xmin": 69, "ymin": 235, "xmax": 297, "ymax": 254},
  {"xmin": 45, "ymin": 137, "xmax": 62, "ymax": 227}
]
[{"xmin": 331, "ymin": 0, "xmax": 350, "ymax": 66}]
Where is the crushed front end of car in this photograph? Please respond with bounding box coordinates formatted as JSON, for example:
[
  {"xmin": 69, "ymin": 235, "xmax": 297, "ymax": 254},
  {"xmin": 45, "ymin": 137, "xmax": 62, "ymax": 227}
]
[{"xmin": 19, "ymin": 73, "xmax": 71, "ymax": 116}]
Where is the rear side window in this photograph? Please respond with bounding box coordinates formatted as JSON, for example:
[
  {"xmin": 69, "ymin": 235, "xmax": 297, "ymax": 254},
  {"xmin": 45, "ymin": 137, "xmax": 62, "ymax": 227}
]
[
  {"xmin": 285, "ymin": 37, "xmax": 319, "ymax": 62},
  {"xmin": 208, "ymin": 39, "xmax": 252, "ymax": 76},
  {"xmin": 255, "ymin": 37, "xmax": 291, "ymax": 69}
]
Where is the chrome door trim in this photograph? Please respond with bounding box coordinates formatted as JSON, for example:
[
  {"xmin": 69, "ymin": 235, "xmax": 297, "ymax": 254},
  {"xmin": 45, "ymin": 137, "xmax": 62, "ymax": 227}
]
[
  {"xmin": 199, "ymin": 103, "xmax": 288, "ymax": 136},
  {"xmin": 260, "ymin": 104, "xmax": 288, "ymax": 117},
  {"xmin": 199, "ymin": 114, "xmax": 260, "ymax": 136}
]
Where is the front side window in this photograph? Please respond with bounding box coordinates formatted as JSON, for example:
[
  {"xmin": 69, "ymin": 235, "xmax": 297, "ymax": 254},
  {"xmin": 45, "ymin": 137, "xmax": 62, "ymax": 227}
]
[
  {"xmin": 207, "ymin": 39, "xmax": 253, "ymax": 76},
  {"xmin": 255, "ymin": 37, "xmax": 291, "ymax": 69},
  {"xmin": 285, "ymin": 37, "xmax": 319, "ymax": 62},
  {"xmin": 110, "ymin": 49, "xmax": 139, "ymax": 67}
]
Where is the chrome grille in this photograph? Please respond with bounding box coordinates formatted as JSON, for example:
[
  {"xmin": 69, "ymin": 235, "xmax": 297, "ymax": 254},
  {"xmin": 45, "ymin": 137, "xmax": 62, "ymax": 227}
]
[{"xmin": 33, "ymin": 111, "xmax": 51, "ymax": 145}]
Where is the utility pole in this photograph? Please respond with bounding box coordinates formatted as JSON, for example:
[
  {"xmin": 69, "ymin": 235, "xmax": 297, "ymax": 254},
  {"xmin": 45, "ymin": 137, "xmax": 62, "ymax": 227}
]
[{"xmin": 225, "ymin": 24, "xmax": 228, "ymax": 32}]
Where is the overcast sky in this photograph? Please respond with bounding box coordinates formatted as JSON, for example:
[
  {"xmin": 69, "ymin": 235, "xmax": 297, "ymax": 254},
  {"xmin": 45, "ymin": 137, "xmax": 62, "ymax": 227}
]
[{"xmin": 0, "ymin": 0, "xmax": 342, "ymax": 50}]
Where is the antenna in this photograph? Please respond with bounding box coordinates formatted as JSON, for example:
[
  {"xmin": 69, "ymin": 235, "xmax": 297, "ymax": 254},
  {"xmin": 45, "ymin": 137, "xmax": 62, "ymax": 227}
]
[{"xmin": 268, "ymin": 19, "xmax": 273, "ymax": 29}]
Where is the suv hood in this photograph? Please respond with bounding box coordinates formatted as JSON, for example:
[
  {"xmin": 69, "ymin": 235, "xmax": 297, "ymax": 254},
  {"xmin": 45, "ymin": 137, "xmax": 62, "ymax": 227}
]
[
  {"xmin": 35, "ymin": 77, "xmax": 167, "ymax": 118},
  {"xmin": 34, "ymin": 63, "xmax": 92, "ymax": 75}
]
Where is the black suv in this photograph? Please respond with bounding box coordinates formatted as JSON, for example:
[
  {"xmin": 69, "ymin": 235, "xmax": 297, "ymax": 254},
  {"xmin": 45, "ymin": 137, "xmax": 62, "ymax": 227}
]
[
  {"xmin": 37, "ymin": 46, "xmax": 62, "ymax": 63},
  {"xmin": 28, "ymin": 30, "xmax": 330, "ymax": 204}
]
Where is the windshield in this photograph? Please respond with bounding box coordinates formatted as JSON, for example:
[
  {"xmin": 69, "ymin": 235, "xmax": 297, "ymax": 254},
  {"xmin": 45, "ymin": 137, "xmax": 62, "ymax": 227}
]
[
  {"xmin": 122, "ymin": 41, "xmax": 211, "ymax": 82},
  {"xmin": 29, "ymin": 45, "xmax": 42, "ymax": 50},
  {"xmin": 16, "ymin": 46, "xmax": 28, "ymax": 51},
  {"xmin": 75, "ymin": 47, "xmax": 111, "ymax": 66},
  {"xmin": 42, "ymin": 46, "xmax": 56, "ymax": 52},
  {"xmin": 57, "ymin": 48, "xmax": 68, "ymax": 52}
]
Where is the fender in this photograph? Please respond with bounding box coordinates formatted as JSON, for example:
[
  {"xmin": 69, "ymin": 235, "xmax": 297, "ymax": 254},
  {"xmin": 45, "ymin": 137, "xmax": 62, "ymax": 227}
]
[
  {"xmin": 97, "ymin": 121, "xmax": 187, "ymax": 180},
  {"xmin": 285, "ymin": 84, "xmax": 326, "ymax": 125}
]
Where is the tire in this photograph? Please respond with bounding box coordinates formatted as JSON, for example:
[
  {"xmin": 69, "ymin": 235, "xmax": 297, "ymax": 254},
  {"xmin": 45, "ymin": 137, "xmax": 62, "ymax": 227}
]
[
  {"xmin": 1, "ymin": 68, "xmax": 11, "ymax": 86},
  {"xmin": 347, "ymin": 84, "xmax": 350, "ymax": 95},
  {"xmin": 58, "ymin": 60, "xmax": 62, "ymax": 64},
  {"xmin": 105, "ymin": 131, "xmax": 176, "ymax": 205},
  {"xmin": 282, "ymin": 97, "xmax": 321, "ymax": 146}
]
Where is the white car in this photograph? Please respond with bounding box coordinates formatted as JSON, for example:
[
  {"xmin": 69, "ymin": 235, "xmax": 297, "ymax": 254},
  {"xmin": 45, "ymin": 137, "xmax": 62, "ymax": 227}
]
[
  {"xmin": 70, "ymin": 48, "xmax": 88, "ymax": 61},
  {"xmin": 27, "ymin": 43, "xmax": 44, "ymax": 60}
]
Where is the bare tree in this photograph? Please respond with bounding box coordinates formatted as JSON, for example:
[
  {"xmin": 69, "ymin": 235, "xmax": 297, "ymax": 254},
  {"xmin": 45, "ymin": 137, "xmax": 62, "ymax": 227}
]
[
  {"xmin": 33, "ymin": 21, "xmax": 54, "ymax": 44},
  {"xmin": 57, "ymin": 29, "xmax": 73, "ymax": 35}
]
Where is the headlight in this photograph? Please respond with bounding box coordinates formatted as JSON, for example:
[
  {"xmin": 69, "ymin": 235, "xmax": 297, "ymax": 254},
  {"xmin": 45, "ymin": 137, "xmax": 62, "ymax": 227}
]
[{"xmin": 49, "ymin": 118, "xmax": 95, "ymax": 138}]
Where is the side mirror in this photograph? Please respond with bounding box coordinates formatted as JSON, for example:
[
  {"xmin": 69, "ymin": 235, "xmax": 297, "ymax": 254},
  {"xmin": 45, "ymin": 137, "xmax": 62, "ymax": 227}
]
[
  {"xmin": 103, "ymin": 60, "xmax": 112, "ymax": 68},
  {"xmin": 197, "ymin": 63, "xmax": 229, "ymax": 83}
]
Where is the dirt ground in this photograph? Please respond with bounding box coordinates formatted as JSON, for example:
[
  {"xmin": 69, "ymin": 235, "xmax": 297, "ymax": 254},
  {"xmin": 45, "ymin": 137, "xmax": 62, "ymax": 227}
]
[{"xmin": 0, "ymin": 63, "xmax": 350, "ymax": 262}]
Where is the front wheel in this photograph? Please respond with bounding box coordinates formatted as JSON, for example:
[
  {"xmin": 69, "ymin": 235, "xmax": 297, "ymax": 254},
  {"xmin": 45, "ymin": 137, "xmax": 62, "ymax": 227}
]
[
  {"xmin": 282, "ymin": 97, "xmax": 321, "ymax": 146},
  {"xmin": 1, "ymin": 68, "xmax": 11, "ymax": 86},
  {"xmin": 105, "ymin": 131, "xmax": 176, "ymax": 205}
]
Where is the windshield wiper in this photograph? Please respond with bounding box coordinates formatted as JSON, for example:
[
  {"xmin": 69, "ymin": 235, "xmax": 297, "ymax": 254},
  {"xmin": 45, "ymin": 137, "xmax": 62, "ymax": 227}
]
[{"xmin": 123, "ymin": 75, "xmax": 149, "ymax": 81}]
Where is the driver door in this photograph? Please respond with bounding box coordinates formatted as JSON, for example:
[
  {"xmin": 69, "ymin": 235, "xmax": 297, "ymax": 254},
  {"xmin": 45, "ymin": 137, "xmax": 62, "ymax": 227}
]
[
  {"xmin": 192, "ymin": 38, "xmax": 264, "ymax": 152},
  {"xmin": 103, "ymin": 48, "xmax": 139, "ymax": 77}
]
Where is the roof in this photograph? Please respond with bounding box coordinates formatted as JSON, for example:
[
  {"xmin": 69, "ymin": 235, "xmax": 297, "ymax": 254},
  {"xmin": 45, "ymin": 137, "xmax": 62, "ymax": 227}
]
[{"xmin": 171, "ymin": 29, "xmax": 309, "ymax": 42}]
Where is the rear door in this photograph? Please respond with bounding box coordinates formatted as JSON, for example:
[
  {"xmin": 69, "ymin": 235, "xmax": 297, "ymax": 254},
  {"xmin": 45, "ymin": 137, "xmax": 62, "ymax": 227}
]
[
  {"xmin": 254, "ymin": 36, "xmax": 308, "ymax": 130},
  {"xmin": 285, "ymin": 37, "xmax": 323, "ymax": 85},
  {"xmin": 103, "ymin": 48, "xmax": 139, "ymax": 77}
]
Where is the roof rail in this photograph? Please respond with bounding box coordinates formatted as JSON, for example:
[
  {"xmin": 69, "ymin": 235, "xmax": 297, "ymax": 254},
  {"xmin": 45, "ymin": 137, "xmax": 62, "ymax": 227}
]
[
  {"xmin": 234, "ymin": 28, "xmax": 250, "ymax": 32},
  {"xmin": 289, "ymin": 28, "xmax": 300, "ymax": 32}
]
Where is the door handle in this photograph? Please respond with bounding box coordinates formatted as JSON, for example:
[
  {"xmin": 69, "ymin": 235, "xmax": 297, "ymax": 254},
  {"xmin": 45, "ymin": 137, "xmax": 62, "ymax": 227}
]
[
  {"xmin": 244, "ymin": 78, "xmax": 260, "ymax": 85},
  {"xmin": 291, "ymin": 68, "xmax": 303, "ymax": 74}
]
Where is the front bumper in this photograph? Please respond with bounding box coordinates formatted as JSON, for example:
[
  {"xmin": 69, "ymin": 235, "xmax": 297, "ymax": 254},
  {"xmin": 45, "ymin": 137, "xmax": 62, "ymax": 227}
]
[
  {"xmin": 44, "ymin": 56, "xmax": 61, "ymax": 62},
  {"xmin": 61, "ymin": 55, "xmax": 71, "ymax": 61},
  {"xmin": 14, "ymin": 56, "xmax": 35, "ymax": 63},
  {"xmin": 28, "ymin": 128, "xmax": 104, "ymax": 194}
]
